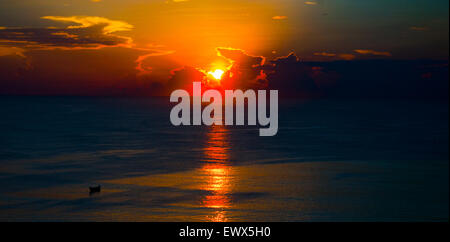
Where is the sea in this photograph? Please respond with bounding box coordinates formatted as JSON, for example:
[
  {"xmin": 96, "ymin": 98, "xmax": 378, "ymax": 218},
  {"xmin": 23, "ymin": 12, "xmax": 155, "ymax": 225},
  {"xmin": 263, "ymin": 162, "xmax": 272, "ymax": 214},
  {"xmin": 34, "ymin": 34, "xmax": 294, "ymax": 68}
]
[{"xmin": 0, "ymin": 96, "xmax": 448, "ymax": 221}]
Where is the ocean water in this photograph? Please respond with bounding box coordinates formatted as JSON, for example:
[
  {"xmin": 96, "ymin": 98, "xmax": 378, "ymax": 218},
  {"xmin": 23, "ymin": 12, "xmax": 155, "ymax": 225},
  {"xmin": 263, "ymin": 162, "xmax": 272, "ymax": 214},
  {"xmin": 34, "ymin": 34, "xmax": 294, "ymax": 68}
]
[{"xmin": 0, "ymin": 96, "xmax": 448, "ymax": 221}]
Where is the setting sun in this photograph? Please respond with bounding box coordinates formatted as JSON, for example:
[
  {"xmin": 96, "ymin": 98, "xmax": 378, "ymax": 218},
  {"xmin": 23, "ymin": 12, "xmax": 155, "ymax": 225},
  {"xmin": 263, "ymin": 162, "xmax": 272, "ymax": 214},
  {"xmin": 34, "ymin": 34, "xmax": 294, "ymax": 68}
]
[{"xmin": 208, "ymin": 69, "xmax": 225, "ymax": 80}]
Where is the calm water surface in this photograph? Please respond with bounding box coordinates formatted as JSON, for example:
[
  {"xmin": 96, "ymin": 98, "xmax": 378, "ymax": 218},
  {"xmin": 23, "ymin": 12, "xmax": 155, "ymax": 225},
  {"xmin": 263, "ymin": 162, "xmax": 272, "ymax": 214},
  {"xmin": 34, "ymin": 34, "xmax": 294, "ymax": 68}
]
[{"xmin": 0, "ymin": 97, "xmax": 448, "ymax": 221}]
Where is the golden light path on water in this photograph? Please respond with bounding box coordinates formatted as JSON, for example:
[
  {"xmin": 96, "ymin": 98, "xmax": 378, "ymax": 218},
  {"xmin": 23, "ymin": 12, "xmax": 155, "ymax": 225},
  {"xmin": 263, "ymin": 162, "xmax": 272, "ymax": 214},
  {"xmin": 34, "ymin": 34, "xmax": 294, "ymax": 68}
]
[
  {"xmin": 200, "ymin": 124, "xmax": 233, "ymax": 222},
  {"xmin": 94, "ymin": 102, "xmax": 236, "ymax": 221}
]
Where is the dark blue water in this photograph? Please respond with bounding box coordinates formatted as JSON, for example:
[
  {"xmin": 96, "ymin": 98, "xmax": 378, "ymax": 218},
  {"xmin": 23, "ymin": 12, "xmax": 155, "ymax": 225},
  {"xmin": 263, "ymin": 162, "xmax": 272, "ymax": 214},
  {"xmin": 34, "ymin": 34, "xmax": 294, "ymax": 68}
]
[{"xmin": 0, "ymin": 96, "xmax": 448, "ymax": 221}]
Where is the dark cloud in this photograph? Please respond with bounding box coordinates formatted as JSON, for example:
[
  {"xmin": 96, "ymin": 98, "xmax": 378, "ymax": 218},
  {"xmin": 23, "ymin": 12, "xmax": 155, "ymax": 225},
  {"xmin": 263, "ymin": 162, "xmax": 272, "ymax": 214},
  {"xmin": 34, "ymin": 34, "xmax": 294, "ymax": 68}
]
[
  {"xmin": 264, "ymin": 55, "xmax": 448, "ymax": 98},
  {"xmin": 166, "ymin": 66, "xmax": 206, "ymax": 94},
  {"xmin": 157, "ymin": 50, "xmax": 448, "ymax": 100},
  {"xmin": 265, "ymin": 52, "xmax": 319, "ymax": 97},
  {"xmin": 0, "ymin": 16, "xmax": 133, "ymax": 50},
  {"xmin": 217, "ymin": 48, "xmax": 264, "ymax": 67},
  {"xmin": 0, "ymin": 24, "xmax": 130, "ymax": 49},
  {"xmin": 216, "ymin": 47, "xmax": 268, "ymax": 89}
]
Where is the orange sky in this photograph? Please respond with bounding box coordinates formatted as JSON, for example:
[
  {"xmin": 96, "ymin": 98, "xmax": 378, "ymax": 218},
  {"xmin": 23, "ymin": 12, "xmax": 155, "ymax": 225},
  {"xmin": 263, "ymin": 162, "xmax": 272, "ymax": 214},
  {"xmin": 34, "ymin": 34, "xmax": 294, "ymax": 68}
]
[{"xmin": 0, "ymin": 0, "xmax": 448, "ymax": 96}]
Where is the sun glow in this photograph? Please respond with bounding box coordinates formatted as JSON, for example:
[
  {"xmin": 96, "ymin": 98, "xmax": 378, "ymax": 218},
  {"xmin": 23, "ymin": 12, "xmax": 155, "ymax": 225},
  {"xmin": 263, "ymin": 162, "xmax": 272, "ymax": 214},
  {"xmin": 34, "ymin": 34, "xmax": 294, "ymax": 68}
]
[{"xmin": 208, "ymin": 69, "xmax": 225, "ymax": 80}]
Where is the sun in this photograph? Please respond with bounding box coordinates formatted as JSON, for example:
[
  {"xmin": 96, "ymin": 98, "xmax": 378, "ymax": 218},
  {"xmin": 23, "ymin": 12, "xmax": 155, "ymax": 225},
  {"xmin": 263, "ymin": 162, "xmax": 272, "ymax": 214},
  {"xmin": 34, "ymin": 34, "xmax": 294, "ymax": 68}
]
[{"xmin": 208, "ymin": 69, "xmax": 225, "ymax": 80}]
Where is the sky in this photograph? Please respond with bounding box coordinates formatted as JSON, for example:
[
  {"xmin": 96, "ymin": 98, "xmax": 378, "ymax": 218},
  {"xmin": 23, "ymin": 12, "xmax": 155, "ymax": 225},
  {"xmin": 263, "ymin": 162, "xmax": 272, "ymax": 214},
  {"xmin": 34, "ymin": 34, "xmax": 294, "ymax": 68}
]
[{"xmin": 0, "ymin": 0, "xmax": 448, "ymax": 96}]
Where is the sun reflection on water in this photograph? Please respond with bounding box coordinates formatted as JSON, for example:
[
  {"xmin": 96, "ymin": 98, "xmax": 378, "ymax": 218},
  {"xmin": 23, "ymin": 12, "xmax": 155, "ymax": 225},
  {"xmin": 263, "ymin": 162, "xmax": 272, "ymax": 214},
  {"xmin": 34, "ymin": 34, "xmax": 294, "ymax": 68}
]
[{"xmin": 200, "ymin": 124, "xmax": 233, "ymax": 222}]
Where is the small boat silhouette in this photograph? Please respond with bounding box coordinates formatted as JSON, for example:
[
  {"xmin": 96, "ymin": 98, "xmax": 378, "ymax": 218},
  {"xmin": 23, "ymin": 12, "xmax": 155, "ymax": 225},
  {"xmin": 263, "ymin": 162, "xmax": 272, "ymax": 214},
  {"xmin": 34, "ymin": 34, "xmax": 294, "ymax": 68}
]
[{"xmin": 89, "ymin": 185, "xmax": 101, "ymax": 195}]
